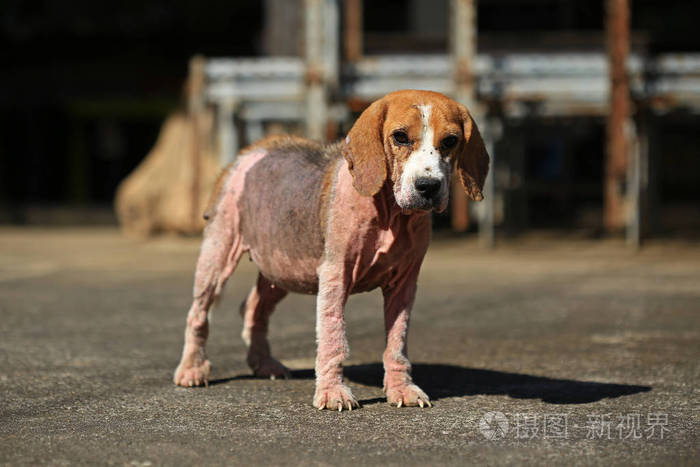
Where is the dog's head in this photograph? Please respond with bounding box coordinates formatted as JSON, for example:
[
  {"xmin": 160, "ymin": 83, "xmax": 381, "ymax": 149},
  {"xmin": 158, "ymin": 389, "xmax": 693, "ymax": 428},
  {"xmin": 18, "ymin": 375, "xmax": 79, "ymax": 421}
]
[{"xmin": 342, "ymin": 90, "xmax": 490, "ymax": 212}]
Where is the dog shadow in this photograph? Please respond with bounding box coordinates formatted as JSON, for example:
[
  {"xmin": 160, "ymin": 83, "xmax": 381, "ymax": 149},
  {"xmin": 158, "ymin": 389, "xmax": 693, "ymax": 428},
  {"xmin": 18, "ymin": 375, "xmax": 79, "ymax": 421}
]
[{"xmin": 280, "ymin": 363, "xmax": 650, "ymax": 405}]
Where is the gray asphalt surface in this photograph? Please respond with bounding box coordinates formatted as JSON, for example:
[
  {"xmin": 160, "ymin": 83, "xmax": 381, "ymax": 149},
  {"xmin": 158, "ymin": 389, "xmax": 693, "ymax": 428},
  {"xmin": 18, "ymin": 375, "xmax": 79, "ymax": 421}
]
[{"xmin": 1, "ymin": 227, "xmax": 698, "ymax": 465}]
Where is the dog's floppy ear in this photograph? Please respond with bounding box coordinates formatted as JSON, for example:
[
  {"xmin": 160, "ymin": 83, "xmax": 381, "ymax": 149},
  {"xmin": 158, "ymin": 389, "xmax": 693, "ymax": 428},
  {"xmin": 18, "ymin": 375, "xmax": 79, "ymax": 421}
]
[
  {"xmin": 342, "ymin": 98, "xmax": 388, "ymax": 197},
  {"xmin": 456, "ymin": 105, "xmax": 490, "ymax": 201}
]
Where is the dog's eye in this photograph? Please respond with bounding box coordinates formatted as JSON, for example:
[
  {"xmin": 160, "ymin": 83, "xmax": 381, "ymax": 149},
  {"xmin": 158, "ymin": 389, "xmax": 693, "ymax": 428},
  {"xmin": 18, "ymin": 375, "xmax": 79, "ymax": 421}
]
[
  {"xmin": 441, "ymin": 135, "xmax": 459, "ymax": 150},
  {"xmin": 392, "ymin": 131, "xmax": 410, "ymax": 146}
]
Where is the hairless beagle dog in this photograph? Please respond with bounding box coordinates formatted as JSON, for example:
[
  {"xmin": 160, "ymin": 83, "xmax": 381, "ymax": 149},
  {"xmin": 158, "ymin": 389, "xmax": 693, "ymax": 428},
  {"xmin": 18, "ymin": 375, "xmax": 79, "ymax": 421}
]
[{"xmin": 174, "ymin": 90, "xmax": 489, "ymax": 410}]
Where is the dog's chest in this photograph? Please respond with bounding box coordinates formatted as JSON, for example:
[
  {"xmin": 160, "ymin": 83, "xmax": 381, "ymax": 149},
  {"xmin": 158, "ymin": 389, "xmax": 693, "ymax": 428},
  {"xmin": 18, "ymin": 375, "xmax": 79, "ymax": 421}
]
[{"xmin": 351, "ymin": 213, "xmax": 430, "ymax": 293}]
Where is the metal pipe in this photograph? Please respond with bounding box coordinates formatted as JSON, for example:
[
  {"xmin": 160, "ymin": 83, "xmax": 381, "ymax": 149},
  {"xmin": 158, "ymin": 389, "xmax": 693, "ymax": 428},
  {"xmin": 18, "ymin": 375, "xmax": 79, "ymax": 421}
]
[{"xmin": 344, "ymin": 0, "xmax": 363, "ymax": 63}]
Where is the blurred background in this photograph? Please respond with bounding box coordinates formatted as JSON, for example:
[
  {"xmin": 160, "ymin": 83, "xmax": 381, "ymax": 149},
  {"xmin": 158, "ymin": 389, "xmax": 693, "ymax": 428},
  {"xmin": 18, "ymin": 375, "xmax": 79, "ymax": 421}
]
[{"xmin": 1, "ymin": 0, "xmax": 699, "ymax": 244}]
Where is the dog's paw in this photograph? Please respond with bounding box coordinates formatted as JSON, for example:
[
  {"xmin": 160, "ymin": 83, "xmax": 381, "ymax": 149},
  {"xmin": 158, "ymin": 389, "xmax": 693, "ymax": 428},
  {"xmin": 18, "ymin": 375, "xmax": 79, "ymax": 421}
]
[
  {"xmin": 173, "ymin": 360, "xmax": 211, "ymax": 387},
  {"xmin": 386, "ymin": 383, "xmax": 432, "ymax": 408},
  {"xmin": 251, "ymin": 356, "xmax": 290, "ymax": 380},
  {"xmin": 313, "ymin": 384, "xmax": 360, "ymax": 411}
]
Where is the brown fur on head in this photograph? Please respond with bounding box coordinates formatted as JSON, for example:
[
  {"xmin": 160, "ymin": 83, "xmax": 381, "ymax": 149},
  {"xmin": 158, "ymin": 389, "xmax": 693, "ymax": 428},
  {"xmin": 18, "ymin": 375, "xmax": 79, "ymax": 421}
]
[
  {"xmin": 341, "ymin": 98, "xmax": 389, "ymax": 197},
  {"xmin": 342, "ymin": 90, "xmax": 490, "ymax": 209},
  {"xmin": 456, "ymin": 105, "xmax": 489, "ymax": 202}
]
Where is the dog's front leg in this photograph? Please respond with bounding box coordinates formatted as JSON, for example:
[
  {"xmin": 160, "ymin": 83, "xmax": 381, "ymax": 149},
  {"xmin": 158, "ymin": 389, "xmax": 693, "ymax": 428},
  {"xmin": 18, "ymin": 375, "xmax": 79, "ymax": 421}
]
[
  {"xmin": 382, "ymin": 265, "xmax": 431, "ymax": 408},
  {"xmin": 313, "ymin": 261, "xmax": 360, "ymax": 411}
]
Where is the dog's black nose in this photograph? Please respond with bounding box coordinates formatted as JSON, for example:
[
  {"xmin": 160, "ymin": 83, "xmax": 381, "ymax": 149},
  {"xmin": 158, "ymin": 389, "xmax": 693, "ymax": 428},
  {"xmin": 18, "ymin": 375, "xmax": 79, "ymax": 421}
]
[{"xmin": 415, "ymin": 177, "xmax": 441, "ymax": 198}]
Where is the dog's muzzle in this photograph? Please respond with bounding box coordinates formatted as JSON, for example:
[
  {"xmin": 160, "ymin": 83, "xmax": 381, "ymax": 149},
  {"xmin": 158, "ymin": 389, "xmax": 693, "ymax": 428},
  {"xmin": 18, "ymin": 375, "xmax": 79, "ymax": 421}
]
[{"xmin": 396, "ymin": 176, "xmax": 446, "ymax": 212}]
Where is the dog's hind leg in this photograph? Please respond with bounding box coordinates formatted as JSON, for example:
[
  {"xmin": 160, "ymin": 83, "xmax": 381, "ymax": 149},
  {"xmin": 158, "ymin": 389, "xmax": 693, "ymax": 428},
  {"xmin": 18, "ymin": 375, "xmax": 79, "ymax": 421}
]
[
  {"xmin": 173, "ymin": 229, "xmax": 243, "ymax": 387},
  {"xmin": 240, "ymin": 273, "xmax": 290, "ymax": 379},
  {"xmin": 173, "ymin": 172, "xmax": 244, "ymax": 387}
]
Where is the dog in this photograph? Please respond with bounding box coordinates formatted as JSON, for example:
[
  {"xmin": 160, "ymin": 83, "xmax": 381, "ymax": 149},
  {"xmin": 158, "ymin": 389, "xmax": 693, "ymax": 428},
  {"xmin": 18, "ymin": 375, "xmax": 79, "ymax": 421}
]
[{"xmin": 173, "ymin": 90, "xmax": 490, "ymax": 410}]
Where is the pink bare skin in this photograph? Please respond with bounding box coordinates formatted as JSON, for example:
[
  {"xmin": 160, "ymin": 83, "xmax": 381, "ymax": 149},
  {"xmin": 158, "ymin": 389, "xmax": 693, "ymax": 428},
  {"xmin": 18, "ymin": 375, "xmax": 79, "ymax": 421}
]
[
  {"xmin": 240, "ymin": 274, "xmax": 290, "ymax": 379},
  {"xmin": 173, "ymin": 90, "xmax": 489, "ymax": 411}
]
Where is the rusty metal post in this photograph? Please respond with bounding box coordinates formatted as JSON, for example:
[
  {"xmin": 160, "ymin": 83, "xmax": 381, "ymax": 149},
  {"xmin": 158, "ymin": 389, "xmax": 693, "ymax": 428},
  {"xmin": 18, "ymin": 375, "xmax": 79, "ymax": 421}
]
[
  {"xmin": 450, "ymin": 0, "xmax": 477, "ymax": 233},
  {"xmin": 344, "ymin": 0, "xmax": 363, "ymax": 62},
  {"xmin": 605, "ymin": 0, "xmax": 630, "ymax": 234},
  {"xmin": 187, "ymin": 55, "xmax": 206, "ymax": 233},
  {"xmin": 304, "ymin": 0, "xmax": 326, "ymax": 141}
]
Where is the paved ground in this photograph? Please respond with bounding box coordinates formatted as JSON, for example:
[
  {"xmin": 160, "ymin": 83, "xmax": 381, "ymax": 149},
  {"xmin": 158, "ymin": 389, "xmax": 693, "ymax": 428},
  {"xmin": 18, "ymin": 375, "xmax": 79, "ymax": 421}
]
[{"xmin": 0, "ymin": 227, "xmax": 698, "ymax": 465}]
